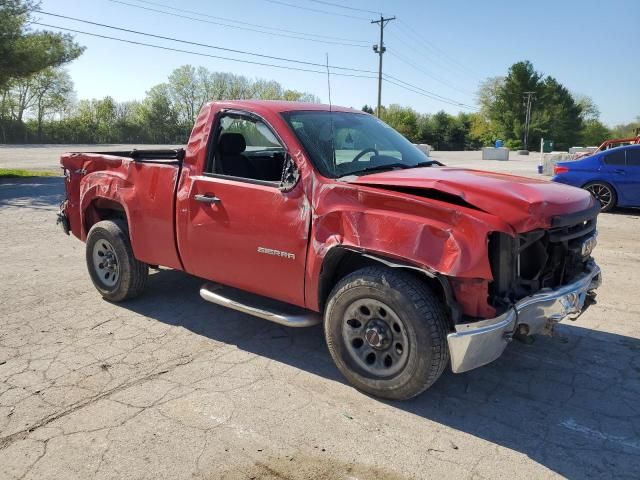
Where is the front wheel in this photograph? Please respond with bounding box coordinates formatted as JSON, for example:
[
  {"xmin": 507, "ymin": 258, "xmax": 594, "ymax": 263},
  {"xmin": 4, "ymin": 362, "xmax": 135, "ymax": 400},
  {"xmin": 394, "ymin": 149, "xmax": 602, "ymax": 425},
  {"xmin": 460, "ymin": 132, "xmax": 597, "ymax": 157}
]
[
  {"xmin": 584, "ymin": 181, "xmax": 617, "ymax": 212},
  {"xmin": 86, "ymin": 220, "xmax": 148, "ymax": 302},
  {"xmin": 324, "ymin": 267, "xmax": 450, "ymax": 400}
]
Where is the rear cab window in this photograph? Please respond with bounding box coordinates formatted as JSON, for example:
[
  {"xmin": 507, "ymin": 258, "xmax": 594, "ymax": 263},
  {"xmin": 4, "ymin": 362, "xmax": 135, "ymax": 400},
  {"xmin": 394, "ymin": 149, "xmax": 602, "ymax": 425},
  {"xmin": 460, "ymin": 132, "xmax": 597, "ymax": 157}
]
[{"xmin": 209, "ymin": 114, "xmax": 287, "ymax": 184}]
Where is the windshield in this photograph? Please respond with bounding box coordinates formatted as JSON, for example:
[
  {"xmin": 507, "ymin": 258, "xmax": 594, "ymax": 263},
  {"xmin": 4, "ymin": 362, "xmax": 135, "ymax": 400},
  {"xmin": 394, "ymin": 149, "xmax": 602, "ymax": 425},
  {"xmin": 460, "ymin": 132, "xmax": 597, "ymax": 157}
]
[{"xmin": 281, "ymin": 111, "xmax": 436, "ymax": 178}]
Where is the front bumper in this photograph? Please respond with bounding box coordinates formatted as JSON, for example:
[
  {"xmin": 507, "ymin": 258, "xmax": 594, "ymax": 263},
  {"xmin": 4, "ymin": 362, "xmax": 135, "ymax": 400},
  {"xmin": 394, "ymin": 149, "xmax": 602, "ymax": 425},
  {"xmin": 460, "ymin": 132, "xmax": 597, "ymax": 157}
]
[{"xmin": 447, "ymin": 260, "xmax": 602, "ymax": 373}]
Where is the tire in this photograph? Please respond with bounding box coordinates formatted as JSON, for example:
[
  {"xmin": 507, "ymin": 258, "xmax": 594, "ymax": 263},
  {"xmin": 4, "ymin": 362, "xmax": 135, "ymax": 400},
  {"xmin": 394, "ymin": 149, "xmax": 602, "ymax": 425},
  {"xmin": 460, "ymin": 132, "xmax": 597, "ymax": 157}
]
[
  {"xmin": 86, "ymin": 219, "xmax": 148, "ymax": 302},
  {"xmin": 583, "ymin": 181, "xmax": 617, "ymax": 212},
  {"xmin": 324, "ymin": 266, "xmax": 450, "ymax": 400}
]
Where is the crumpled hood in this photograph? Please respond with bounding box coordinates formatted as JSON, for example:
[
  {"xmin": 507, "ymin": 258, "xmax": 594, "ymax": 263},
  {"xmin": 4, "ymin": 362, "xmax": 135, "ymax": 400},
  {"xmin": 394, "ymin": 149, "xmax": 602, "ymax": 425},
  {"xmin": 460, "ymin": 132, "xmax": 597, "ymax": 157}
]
[{"xmin": 348, "ymin": 167, "xmax": 595, "ymax": 232}]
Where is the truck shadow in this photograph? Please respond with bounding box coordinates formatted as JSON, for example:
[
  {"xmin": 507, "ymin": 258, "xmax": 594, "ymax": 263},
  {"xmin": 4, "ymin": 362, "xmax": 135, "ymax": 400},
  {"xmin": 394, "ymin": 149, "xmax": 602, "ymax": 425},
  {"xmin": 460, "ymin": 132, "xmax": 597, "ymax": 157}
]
[
  {"xmin": 124, "ymin": 268, "xmax": 640, "ymax": 479},
  {"xmin": 0, "ymin": 176, "xmax": 63, "ymax": 210}
]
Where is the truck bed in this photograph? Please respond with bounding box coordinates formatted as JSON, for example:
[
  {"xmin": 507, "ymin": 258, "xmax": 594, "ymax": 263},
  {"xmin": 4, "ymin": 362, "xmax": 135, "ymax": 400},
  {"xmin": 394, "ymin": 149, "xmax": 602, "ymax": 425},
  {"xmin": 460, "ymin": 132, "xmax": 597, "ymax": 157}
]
[{"xmin": 60, "ymin": 149, "xmax": 185, "ymax": 270}]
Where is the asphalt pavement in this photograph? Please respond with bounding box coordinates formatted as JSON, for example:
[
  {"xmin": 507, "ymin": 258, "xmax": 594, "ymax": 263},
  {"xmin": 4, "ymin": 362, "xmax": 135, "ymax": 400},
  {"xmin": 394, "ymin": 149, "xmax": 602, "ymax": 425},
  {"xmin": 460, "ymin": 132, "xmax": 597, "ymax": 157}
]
[{"xmin": 0, "ymin": 162, "xmax": 639, "ymax": 479}]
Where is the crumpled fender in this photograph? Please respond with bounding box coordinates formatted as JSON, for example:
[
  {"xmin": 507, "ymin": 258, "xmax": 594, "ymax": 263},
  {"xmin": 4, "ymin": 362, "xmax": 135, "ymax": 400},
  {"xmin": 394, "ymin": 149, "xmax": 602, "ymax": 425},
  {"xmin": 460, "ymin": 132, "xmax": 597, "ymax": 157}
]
[
  {"xmin": 303, "ymin": 176, "xmax": 514, "ymax": 316},
  {"xmin": 79, "ymin": 170, "xmax": 133, "ymax": 240}
]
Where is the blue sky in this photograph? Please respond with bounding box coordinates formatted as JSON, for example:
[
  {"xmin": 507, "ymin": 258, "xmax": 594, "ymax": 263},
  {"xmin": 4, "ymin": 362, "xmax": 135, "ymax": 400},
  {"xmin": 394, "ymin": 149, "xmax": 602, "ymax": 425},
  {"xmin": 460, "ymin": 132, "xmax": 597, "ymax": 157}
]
[{"xmin": 37, "ymin": 0, "xmax": 639, "ymax": 125}]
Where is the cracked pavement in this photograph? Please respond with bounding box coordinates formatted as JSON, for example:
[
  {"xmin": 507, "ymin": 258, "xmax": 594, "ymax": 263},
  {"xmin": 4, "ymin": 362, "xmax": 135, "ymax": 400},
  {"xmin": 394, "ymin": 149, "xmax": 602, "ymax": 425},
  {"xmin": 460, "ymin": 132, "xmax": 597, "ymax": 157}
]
[{"xmin": 1, "ymin": 176, "xmax": 639, "ymax": 479}]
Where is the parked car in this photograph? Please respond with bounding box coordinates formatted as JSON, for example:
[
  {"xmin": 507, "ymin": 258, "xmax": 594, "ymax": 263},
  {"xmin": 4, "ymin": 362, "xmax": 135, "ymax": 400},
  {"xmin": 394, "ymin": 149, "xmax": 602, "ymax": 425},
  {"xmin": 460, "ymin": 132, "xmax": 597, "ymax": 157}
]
[
  {"xmin": 58, "ymin": 100, "xmax": 602, "ymax": 400},
  {"xmin": 553, "ymin": 144, "xmax": 640, "ymax": 212}
]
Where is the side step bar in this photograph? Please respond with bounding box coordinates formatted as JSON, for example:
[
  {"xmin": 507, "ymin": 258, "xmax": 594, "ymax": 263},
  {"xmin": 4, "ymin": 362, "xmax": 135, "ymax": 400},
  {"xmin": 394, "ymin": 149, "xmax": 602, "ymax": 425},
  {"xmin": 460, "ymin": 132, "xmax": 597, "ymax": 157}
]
[{"xmin": 199, "ymin": 283, "xmax": 321, "ymax": 328}]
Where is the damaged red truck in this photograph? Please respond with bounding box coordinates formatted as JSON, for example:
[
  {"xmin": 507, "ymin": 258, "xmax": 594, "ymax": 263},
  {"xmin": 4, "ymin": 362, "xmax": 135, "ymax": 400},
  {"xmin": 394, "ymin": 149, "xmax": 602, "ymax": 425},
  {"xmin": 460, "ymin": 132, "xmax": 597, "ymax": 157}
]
[{"xmin": 58, "ymin": 101, "xmax": 602, "ymax": 399}]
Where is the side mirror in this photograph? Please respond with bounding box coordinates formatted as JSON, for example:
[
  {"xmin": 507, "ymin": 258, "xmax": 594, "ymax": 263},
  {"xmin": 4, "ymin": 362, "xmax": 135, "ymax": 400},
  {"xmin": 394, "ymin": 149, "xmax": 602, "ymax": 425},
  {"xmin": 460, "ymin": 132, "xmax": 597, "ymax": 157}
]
[{"xmin": 280, "ymin": 154, "xmax": 300, "ymax": 191}]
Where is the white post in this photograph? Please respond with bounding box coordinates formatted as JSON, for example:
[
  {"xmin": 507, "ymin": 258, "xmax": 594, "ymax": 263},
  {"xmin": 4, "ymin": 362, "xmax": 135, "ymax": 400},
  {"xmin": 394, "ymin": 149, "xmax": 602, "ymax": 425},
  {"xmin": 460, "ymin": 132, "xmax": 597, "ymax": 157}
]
[{"xmin": 538, "ymin": 137, "xmax": 544, "ymax": 174}]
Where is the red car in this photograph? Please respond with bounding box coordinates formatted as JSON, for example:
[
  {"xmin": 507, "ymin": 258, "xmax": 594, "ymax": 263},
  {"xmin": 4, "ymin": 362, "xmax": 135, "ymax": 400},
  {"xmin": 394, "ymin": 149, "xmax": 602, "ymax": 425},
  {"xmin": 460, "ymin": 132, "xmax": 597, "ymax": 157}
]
[{"xmin": 58, "ymin": 100, "xmax": 602, "ymax": 399}]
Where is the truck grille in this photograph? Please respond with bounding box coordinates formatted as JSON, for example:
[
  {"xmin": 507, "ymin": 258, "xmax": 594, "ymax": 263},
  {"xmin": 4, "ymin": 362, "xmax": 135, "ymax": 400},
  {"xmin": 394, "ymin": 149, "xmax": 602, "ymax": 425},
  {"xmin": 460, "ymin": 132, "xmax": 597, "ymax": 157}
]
[{"xmin": 489, "ymin": 205, "xmax": 599, "ymax": 311}]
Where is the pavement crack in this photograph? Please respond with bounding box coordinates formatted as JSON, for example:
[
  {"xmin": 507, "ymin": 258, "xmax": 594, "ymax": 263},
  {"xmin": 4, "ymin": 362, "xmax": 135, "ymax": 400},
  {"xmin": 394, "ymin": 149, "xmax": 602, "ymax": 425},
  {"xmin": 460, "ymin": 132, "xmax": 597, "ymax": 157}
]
[
  {"xmin": 0, "ymin": 367, "xmax": 170, "ymax": 450},
  {"xmin": 90, "ymin": 319, "xmax": 114, "ymax": 330}
]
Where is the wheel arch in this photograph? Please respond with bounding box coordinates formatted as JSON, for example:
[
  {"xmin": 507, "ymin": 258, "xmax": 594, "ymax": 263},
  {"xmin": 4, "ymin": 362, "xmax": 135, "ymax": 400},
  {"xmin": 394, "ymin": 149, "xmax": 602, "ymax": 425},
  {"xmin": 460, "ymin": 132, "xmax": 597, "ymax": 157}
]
[
  {"xmin": 317, "ymin": 246, "xmax": 460, "ymax": 328},
  {"xmin": 83, "ymin": 197, "xmax": 130, "ymax": 238}
]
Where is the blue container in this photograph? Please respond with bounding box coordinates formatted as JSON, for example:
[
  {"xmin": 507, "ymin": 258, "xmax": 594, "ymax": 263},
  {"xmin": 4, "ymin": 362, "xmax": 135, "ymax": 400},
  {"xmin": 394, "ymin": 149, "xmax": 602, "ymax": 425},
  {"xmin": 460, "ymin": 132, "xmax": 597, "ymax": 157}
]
[{"xmin": 495, "ymin": 139, "xmax": 504, "ymax": 148}]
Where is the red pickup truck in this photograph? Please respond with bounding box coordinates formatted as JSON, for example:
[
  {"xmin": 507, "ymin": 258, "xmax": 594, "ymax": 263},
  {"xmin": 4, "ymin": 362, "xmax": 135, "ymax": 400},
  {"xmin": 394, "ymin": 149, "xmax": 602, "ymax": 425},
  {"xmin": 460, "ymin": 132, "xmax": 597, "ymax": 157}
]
[{"xmin": 58, "ymin": 100, "xmax": 602, "ymax": 399}]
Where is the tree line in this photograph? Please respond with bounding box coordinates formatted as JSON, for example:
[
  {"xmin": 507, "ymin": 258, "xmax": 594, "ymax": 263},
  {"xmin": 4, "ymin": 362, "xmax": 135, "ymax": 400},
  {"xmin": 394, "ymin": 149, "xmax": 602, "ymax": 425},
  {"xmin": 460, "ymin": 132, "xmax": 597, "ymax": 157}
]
[
  {"xmin": 0, "ymin": 64, "xmax": 320, "ymax": 144},
  {"xmin": 371, "ymin": 61, "xmax": 638, "ymax": 151},
  {"xmin": 367, "ymin": 105, "xmax": 480, "ymax": 150}
]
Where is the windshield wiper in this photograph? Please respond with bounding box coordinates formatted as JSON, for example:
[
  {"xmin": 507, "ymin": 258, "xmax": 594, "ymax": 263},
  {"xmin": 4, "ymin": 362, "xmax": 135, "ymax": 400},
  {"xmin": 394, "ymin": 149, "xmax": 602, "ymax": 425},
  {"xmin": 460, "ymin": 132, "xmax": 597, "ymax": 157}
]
[
  {"xmin": 351, "ymin": 160, "xmax": 442, "ymax": 176},
  {"xmin": 347, "ymin": 163, "xmax": 411, "ymax": 176},
  {"xmin": 412, "ymin": 160, "xmax": 443, "ymax": 167},
  {"xmin": 338, "ymin": 159, "xmax": 444, "ymax": 179}
]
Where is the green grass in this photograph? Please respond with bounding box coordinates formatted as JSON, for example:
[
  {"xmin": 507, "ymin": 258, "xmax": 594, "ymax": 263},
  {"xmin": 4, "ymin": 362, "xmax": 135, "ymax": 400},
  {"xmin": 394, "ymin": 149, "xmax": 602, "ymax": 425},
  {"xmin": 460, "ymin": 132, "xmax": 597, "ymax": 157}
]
[{"xmin": 0, "ymin": 168, "xmax": 59, "ymax": 178}]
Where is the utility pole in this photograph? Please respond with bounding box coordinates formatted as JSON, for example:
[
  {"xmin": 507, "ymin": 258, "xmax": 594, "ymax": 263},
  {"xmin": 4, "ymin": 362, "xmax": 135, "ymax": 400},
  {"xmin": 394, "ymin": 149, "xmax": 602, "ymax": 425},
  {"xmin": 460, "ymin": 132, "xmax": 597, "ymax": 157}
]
[
  {"xmin": 371, "ymin": 15, "xmax": 395, "ymax": 118},
  {"xmin": 523, "ymin": 91, "xmax": 535, "ymax": 151}
]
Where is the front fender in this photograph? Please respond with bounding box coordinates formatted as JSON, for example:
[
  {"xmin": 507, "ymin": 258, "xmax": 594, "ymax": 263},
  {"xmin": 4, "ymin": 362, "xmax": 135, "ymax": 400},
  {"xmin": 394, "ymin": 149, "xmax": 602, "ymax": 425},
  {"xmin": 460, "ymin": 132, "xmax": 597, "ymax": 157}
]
[{"xmin": 304, "ymin": 181, "xmax": 513, "ymax": 314}]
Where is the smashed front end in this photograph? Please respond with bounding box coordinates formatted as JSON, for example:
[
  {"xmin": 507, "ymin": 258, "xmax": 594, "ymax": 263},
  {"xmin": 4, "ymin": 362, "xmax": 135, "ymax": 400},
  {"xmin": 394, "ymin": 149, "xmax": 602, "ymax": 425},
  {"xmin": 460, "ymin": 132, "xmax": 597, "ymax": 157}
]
[{"xmin": 447, "ymin": 203, "xmax": 603, "ymax": 373}]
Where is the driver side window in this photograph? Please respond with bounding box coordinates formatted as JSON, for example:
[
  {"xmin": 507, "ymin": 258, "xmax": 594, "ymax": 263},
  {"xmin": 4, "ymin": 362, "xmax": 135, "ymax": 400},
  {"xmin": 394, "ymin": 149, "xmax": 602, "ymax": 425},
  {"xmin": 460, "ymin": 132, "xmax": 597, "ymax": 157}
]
[{"xmin": 211, "ymin": 114, "xmax": 288, "ymax": 184}]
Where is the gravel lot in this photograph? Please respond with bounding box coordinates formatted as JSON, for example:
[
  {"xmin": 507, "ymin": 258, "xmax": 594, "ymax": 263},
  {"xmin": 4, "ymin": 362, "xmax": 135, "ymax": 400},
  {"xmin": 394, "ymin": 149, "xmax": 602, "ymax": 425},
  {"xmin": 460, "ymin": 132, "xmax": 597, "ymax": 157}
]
[{"xmin": 0, "ymin": 148, "xmax": 639, "ymax": 479}]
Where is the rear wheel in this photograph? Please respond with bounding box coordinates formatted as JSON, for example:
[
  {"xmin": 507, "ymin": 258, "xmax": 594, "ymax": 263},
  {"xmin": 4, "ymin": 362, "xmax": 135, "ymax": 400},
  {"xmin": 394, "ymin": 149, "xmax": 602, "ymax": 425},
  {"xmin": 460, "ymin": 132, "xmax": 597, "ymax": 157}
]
[
  {"xmin": 584, "ymin": 181, "xmax": 616, "ymax": 212},
  {"xmin": 86, "ymin": 220, "xmax": 148, "ymax": 302},
  {"xmin": 324, "ymin": 266, "xmax": 450, "ymax": 400}
]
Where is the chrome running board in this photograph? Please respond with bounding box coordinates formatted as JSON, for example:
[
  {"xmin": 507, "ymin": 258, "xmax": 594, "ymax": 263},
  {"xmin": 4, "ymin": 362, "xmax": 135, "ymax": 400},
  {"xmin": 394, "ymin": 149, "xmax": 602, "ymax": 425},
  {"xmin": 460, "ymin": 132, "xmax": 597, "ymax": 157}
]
[{"xmin": 199, "ymin": 283, "xmax": 321, "ymax": 328}]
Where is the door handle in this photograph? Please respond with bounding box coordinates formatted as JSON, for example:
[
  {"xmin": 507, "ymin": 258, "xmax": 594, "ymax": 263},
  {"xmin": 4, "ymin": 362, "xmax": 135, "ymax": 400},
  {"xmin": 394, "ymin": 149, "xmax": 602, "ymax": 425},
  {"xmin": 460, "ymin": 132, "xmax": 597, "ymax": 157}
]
[
  {"xmin": 194, "ymin": 194, "xmax": 221, "ymax": 204},
  {"xmin": 614, "ymin": 169, "xmax": 626, "ymax": 175}
]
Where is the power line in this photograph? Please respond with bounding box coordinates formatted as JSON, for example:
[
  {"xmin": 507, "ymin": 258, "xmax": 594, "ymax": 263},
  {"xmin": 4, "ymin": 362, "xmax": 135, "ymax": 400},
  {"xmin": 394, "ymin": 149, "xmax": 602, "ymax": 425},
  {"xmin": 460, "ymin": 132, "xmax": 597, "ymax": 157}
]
[
  {"xmin": 395, "ymin": 19, "xmax": 480, "ymax": 78},
  {"xmin": 116, "ymin": 0, "xmax": 370, "ymax": 44},
  {"xmin": 388, "ymin": 76, "xmax": 477, "ymax": 109},
  {"xmin": 306, "ymin": 0, "xmax": 385, "ymax": 15},
  {"xmin": 386, "ymin": 27, "xmax": 476, "ymax": 83},
  {"xmin": 385, "ymin": 29, "xmax": 481, "ymax": 93},
  {"xmin": 387, "ymin": 50, "xmax": 475, "ymax": 97},
  {"xmin": 32, "ymin": 26, "xmax": 479, "ymax": 112},
  {"xmin": 383, "ymin": 77, "xmax": 456, "ymax": 105},
  {"xmin": 256, "ymin": 0, "xmax": 370, "ymax": 20},
  {"xmin": 36, "ymin": 11, "xmax": 378, "ymax": 74},
  {"xmin": 109, "ymin": 0, "xmax": 480, "ymax": 96},
  {"xmin": 31, "ymin": 22, "xmax": 379, "ymax": 79},
  {"xmin": 383, "ymin": 73, "xmax": 478, "ymax": 110},
  {"xmin": 34, "ymin": 11, "xmax": 481, "ymax": 112},
  {"xmin": 383, "ymin": 77, "xmax": 478, "ymax": 110},
  {"xmin": 397, "ymin": 19, "xmax": 476, "ymax": 75},
  {"xmin": 107, "ymin": 0, "xmax": 369, "ymax": 48}
]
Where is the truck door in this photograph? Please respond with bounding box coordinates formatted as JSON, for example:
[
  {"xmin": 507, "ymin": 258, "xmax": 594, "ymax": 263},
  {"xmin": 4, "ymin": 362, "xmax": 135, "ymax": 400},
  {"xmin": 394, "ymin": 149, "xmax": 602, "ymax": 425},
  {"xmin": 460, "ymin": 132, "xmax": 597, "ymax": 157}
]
[{"xmin": 176, "ymin": 112, "xmax": 310, "ymax": 307}]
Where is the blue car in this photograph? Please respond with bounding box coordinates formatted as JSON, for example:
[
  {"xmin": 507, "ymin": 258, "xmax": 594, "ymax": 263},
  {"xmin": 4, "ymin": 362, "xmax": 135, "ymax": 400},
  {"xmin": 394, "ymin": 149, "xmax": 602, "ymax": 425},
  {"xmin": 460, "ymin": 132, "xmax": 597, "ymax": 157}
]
[{"xmin": 552, "ymin": 144, "xmax": 640, "ymax": 212}]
